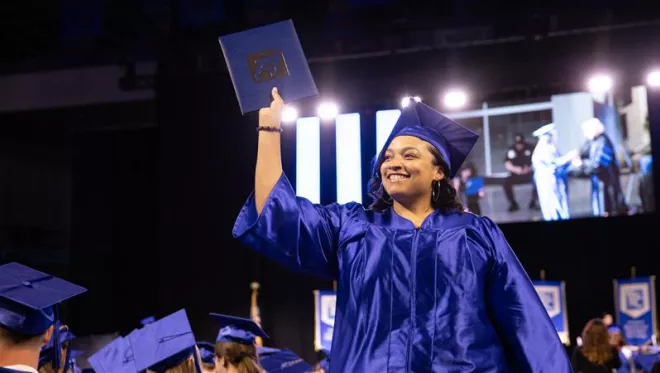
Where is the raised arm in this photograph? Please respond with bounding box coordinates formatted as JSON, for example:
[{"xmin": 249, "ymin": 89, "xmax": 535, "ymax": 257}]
[
  {"xmin": 233, "ymin": 88, "xmax": 357, "ymax": 279},
  {"xmin": 255, "ymin": 87, "xmax": 285, "ymax": 214},
  {"xmin": 480, "ymin": 217, "xmax": 573, "ymax": 373}
]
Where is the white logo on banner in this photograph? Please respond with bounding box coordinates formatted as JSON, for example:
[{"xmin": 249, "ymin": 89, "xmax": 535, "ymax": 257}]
[
  {"xmin": 320, "ymin": 295, "xmax": 336, "ymax": 327},
  {"xmin": 535, "ymin": 285, "xmax": 561, "ymax": 318},
  {"xmin": 620, "ymin": 283, "xmax": 650, "ymax": 319}
]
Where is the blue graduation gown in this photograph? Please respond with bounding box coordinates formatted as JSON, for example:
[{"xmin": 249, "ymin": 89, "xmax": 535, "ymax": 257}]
[{"xmin": 233, "ymin": 174, "xmax": 572, "ymax": 373}]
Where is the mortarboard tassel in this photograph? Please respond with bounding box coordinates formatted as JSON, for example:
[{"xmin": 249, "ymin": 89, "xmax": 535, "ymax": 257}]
[{"xmin": 52, "ymin": 305, "xmax": 61, "ymax": 371}]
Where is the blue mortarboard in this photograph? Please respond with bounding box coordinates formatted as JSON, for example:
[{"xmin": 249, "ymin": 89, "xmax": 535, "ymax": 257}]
[
  {"xmin": 374, "ymin": 101, "xmax": 479, "ymax": 179},
  {"xmin": 0, "ymin": 262, "xmax": 86, "ymax": 371},
  {"xmin": 218, "ymin": 19, "xmax": 318, "ymax": 114},
  {"xmin": 197, "ymin": 341, "xmax": 216, "ymax": 365},
  {"xmin": 533, "ymin": 123, "xmax": 556, "ymax": 137},
  {"xmin": 0, "ymin": 262, "xmax": 87, "ymax": 334},
  {"xmin": 259, "ymin": 349, "xmax": 313, "ymax": 373},
  {"xmin": 210, "ymin": 313, "xmax": 269, "ymax": 345},
  {"xmin": 70, "ymin": 350, "xmax": 84, "ymax": 360},
  {"xmin": 39, "ymin": 321, "xmax": 76, "ymax": 369},
  {"xmin": 129, "ymin": 309, "xmax": 201, "ymax": 373},
  {"xmin": 88, "ymin": 336, "xmax": 137, "ymax": 373},
  {"xmin": 258, "ymin": 346, "xmax": 281, "ymax": 357}
]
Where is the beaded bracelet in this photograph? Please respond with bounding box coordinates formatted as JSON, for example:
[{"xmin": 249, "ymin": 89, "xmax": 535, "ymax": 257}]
[{"xmin": 256, "ymin": 126, "xmax": 283, "ymax": 133}]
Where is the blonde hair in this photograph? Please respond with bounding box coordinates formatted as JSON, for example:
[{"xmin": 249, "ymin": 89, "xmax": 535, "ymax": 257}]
[
  {"xmin": 215, "ymin": 341, "xmax": 264, "ymax": 373},
  {"xmin": 38, "ymin": 325, "xmax": 73, "ymax": 373}
]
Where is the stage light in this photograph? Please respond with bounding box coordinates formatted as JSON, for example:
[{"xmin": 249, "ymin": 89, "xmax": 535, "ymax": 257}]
[
  {"xmin": 443, "ymin": 89, "xmax": 468, "ymax": 109},
  {"xmin": 317, "ymin": 102, "xmax": 339, "ymax": 120},
  {"xmin": 647, "ymin": 70, "xmax": 660, "ymax": 88},
  {"xmin": 401, "ymin": 96, "xmax": 422, "ymax": 108},
  {"xmin": 587, "ymin": 74, "xmax": 613, "ymax": 93},
  {"xmin": 281, "ymin": 106, "xmax": 298, "ymax": 123}
]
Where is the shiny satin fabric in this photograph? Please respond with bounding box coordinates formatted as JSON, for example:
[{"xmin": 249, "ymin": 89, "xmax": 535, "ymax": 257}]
[{"xmin": 233, "ymin": 175, "xmax": 573, "ymax": 373}]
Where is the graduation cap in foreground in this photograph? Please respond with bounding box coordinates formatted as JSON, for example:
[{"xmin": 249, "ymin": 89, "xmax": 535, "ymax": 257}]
[
  {"xmin": 259, "ymin": 348, "xmax": 313, "ymax": 373},
  {"xmin": 211, "ymin": 313, "xmax": 269, "ymax": 345},
  {"xmin": 374, "ymin": 100, "xmax": 479, "ymax": 179},
  {"xmin": 88, "ymin": 336, "xmax": 137, "ymax": 373},
  {"xmin": 218, "ymin": 19, "xmax": 318, "ymax": 114},
  {"xmin": 197, "ymin": 341, "xmax": 216, "ymax": 365},
  {"xmin": 0, "ymin": 262, "xmax": 87, "ymax": 370},
  {"xmin": 129, "ymin": 309, "xmax": 201, "ymax": 373}
]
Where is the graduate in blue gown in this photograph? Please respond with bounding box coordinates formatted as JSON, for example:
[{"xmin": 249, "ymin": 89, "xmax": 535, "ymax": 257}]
[
  {"xmin": 531, "ymin": 123, "xmax": 577, "ymax": 221},
  {"xmin": 0, "ymin": 263, "xmax": 86, "ymax": 373},
  {"xmin": 576, "ymin": 118, "xmax": 629, "ymax": 217},
  {"xmin": 233, "ymin": 90, "xmax": 572, "ymax": 373}
]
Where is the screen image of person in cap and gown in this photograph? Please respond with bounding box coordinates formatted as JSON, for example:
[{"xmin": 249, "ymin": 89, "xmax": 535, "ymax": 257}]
[
  {"xmin": 0, "ymin": 262, "xmax": 87, "ymax": 373},
  {"xmin": 531, "ymin": 123, "xmax": 578, "ymax": 221},
  {"xmin": 233, "ymin": 89, "xmax": 572, "ymax": 372},
  {"xmin": 211, "ymin": 314, "xmax": 268, "ymax": 373},
  {"xmin": 574, "ymin": 117, "xmax": 629, "ymax": 217}
]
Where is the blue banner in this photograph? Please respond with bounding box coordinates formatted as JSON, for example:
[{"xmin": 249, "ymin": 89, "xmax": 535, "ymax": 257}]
[
  {"xmin": 533, "ymin": 281, "xmax": 570, "ymax": 345},
  {"xmin": 614, "ymin": 276, "xmax": 658, "ymax": 346},
  {"xmin": 314, "ymin": 290, "xmax": 336, "ymax": 351}
]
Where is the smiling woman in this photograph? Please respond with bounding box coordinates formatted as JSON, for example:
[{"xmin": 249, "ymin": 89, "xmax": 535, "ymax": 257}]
[
  {"xmin": 369, "ymin": 135, "xmax": 464, "ymax": 220},
  {"xmin": 233, "ymin": 89, "xmax": 572, "ymax": 373}
]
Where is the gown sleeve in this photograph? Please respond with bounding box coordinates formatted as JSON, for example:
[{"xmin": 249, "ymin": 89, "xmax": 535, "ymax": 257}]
[
  {"xmin": 479, "ymin": 216, "xmax": 573, "ymax": 373},
  {"xmin": 232, "ymin": 173, "xmax": 357, "ymax": 279}
]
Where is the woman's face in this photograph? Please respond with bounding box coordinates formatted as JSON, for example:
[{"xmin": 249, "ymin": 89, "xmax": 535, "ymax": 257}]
[{"xmin": 380, "ymin": 136, "xmax": 444, "ymax": 203}]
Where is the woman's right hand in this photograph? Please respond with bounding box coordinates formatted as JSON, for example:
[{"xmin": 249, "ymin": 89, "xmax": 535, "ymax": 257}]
[{"xmin": 259, "ymin": 87, "xmax": 284, "ymax": 128}]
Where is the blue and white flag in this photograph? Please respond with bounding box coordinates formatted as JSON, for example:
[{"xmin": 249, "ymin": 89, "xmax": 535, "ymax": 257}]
[
  {"xmin": 313, "ymin": 290, "xmax": 336, "ymax": 351},
  {"xmin": 533, "ymin": 280, "xmax": 570, "ymax": 345},
  {"xmin": 614, "ymin": 276, "xmax": 658, "ymax": 346}
]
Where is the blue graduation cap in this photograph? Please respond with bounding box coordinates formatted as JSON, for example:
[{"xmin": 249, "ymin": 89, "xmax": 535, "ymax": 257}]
[
  {"xmin": 39, "ymin": 321, "xmax": 76, "ymax": 369},
  {"xmin": 88, "ymin": 336, "xmax": 137, "ymax": 373},
  {"xmin": 197, "ymin": 341, "xmax": 216, "ymax": 365},
  {"xmin": 374, "ymin": 100, "xmax": 479, "ymax": 179},
  {"xmin": 218, "ymin": 19, "xmax": 318, "ymax": 114},
  {"xmin": 259, "ymin": 349, "xmax": 313, "ymax": 373},
  {"xmin": 210, "ymin": 313, "xmax": 269, "ymax": 345},
  {"xmin": 129, "ymin": 309, "xmax": 201, "ymax": 373},
  {"xmin": 0, "ymin": 262, "xmax": 87, "ymax": 370}
]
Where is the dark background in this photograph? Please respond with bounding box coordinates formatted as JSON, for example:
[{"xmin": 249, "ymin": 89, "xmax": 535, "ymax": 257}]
[{"xmin": 0, "ymin": 0, "xmax": 659, "ymax": 363}]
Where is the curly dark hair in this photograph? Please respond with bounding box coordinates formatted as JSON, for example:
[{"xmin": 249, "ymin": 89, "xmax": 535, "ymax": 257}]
[{"xmin": 368, "ymin": 144, "xmax": 465, "ymax": 213}]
